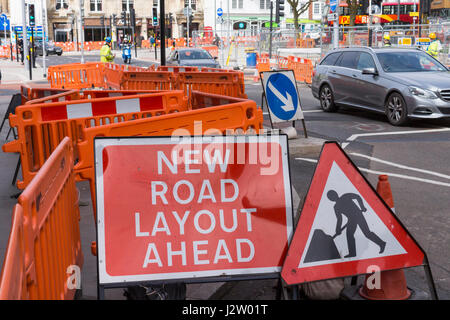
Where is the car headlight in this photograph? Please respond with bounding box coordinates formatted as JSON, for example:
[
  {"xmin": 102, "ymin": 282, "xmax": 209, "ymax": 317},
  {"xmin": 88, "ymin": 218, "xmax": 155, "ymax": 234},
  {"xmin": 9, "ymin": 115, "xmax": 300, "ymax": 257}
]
[{"xmin": 409, "ymin": 86, "xmax": 438, "ymax": 99}]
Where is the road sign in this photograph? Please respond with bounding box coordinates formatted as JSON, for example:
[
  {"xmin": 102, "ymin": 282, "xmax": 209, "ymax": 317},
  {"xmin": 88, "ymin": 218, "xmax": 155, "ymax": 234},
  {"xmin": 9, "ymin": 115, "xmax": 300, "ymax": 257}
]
[
  {"xmin": 95, "ymin": 135, "xmax": 294, "ymax": 285},
  {"xmin": 281, "ymin": 142, "xmax": 425, "ymax": 285},
  {"xmin": 0, "ymin": 14, "xmax": 9, "ymax": 31},
  {"xmin": 217, "ymin": 8, "xmax": 223, "ymax": 17},
  {"xmin": 327, "ymin": 13, "xmax": 338, "ymax": 21},
  {"xmin": 329, "ymin": 0, "xmax": 338, "ymax": 13},
  {"xmin": 261, "ymin": 70, "xmax": 304, "ymax": 124}
]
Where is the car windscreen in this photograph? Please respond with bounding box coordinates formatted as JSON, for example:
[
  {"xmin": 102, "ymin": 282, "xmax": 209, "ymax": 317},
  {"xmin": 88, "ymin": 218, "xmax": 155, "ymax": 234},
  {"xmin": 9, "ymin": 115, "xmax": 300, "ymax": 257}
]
[
  {"xmin": 179, "ymin": 50, "xmax": 212, "ymax": 60},
  {"xmin": 376, "ymin": 51, "xmax": 448, "ymax": 72}
]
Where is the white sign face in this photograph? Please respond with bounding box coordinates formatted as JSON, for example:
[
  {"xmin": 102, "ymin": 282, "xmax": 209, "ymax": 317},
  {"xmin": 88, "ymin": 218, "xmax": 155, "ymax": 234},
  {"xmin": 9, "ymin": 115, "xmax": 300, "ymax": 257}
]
[
  {"xmin": 262, "ymin": 70, "xmax": 304, "ymax": 124},
  {"xmin": 327, "ymin": 13, "xmax": 338, "ymax": 21},
  {"xmin": 297, "ymin": 161, "xmax": 407, "ymax": 269}
]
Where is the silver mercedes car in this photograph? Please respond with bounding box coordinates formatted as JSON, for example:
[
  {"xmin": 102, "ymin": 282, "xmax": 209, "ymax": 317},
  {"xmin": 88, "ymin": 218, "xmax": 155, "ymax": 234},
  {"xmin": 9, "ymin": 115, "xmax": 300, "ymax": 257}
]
[{"xmin": 311, "ymin": 47, "xmax": 450, "ymax": 125}]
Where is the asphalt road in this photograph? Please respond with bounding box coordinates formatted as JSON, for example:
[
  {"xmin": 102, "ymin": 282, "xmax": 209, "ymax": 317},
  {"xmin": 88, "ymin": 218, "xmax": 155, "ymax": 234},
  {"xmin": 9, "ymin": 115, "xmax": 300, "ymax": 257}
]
[
  {"xmin": 238, "ymin": 81, "xmax": 450, "ymax": 300},
  {"xmin": 0, "ymin": 61, "xmax": 448, "ymax": 300}
]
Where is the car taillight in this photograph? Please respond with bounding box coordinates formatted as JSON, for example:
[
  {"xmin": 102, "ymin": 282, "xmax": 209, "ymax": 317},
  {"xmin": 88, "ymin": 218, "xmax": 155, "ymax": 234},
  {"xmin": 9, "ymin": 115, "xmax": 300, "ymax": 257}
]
[{"xmin": 312, "ymin": 68, "xmax": 316, "ymax": 78}]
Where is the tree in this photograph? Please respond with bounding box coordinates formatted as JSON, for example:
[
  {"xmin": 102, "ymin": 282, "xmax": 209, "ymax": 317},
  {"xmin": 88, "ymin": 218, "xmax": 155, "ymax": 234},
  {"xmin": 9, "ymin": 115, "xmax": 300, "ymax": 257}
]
[
  {"xmin": 346, "ymin": 0, "xmax": 360, "ymax": 27},
  {"xmin": 287, "ymin": 0, "xmax": 319, "ymax": 33}
]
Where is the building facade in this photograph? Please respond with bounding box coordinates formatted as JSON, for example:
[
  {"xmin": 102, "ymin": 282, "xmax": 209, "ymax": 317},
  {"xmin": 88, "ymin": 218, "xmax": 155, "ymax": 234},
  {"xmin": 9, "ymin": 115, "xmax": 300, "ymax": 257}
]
[{"xmin": 203, "ymin": 0, "xmax": 326, "ymax": 35}]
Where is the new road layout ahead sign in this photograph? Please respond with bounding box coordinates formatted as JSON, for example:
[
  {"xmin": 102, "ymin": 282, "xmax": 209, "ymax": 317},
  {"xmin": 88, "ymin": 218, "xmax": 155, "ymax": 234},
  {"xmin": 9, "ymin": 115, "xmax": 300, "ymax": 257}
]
[
  {"xmin": 261, "ymin": 70, "xmax": 304, "ymax": 124},
  {"xmin": 95, "ymin": 135, "xmax": 294, "ymax": 285},
  {"xmin": 281, "ymin": 142, "xmax": 425, "ymax": 285}
]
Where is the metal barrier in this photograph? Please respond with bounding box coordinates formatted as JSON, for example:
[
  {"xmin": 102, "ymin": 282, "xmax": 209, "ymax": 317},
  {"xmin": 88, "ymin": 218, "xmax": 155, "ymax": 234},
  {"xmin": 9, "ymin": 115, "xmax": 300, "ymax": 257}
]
[
  {"xmin": 0, "ymin": 137, "xmax": 83, "ymax": 300},
  {"xmin": 2, "ymin": 91, "xmax": 187, "ymax": 189},
  {"xmin": 74, "ymin": 99, "xmax": 263, "ymax": 219}
]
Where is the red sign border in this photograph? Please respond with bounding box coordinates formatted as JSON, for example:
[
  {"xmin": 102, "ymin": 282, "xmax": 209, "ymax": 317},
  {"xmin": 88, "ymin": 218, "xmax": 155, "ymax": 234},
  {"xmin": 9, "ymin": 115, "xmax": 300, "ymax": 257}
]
[
  {"xmin": 94, "ymin": 135, "xmax": 295, "ymax": 286},
  {"xmin": 281, "ymin": 141, "xmax": 426, "ymax": 286}
]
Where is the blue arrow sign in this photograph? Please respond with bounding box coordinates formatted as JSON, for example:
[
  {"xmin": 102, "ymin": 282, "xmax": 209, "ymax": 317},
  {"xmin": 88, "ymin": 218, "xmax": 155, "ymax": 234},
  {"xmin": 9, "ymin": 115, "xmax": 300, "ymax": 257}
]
[
  {"xmin": 0, "ymin": 14, "xmax": 10, "ymax": 31},
  {"xmin": 266, "ymin": 73, "xmax": 299, "ymax": 121},
  {"xmin": 217, "ymin": 8, "xmax": 223, "ymax": 17},
  {"xmin": 330, "ymin": 0, "xmax": 338, "ymax": 13}
]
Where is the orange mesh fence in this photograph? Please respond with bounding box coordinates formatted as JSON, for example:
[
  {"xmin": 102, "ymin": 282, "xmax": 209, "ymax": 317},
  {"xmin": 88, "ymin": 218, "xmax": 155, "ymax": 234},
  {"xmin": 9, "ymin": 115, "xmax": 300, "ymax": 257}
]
[
  {"xmin": 2, "ymin": 91, "xmax": 187, "ymax": 189},
  {"xmin": 0, "ymin": 137, "xmax": 83, "ymax": 300},
  {"xmin": 74, "ymin": 99, "xmax": 264, "ymax": 219},
  {"xmin": 48, "ymin": 62, "xmax": 106, "ymax": 89}
]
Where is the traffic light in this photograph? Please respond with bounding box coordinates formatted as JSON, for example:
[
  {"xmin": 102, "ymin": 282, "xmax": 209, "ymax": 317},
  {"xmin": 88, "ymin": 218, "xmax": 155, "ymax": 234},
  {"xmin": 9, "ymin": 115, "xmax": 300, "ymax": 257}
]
[
  {"xmin": 130, "ymin": 8, "xmax": 136, "ymax": 28},
  {"xmin": 152, "ymin": 7, "xmax": 158, "ymax": 26},
  {"xmin": 233, "ymin": 21, "xmax": 247, "ymax": 30},
  {"xmin": 100, "ymin": 16, "xmax": 105, "ymax": 26},
  {"xmin": 275, "ymin": 0, "xmax": 285, "ymax": 24},
  {"xmin": 29, "ymin": 4, "xmax": 35, "ymax": 27},
  {"xmin": 121, "ymin": 11, "xmax": 126, "ymax": 22}
]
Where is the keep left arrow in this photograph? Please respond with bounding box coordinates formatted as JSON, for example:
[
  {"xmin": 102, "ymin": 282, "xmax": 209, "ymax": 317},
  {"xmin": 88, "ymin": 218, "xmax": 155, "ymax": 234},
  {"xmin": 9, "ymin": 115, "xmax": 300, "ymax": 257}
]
[{"xmin": 268, "ymin": 81, "xmax": 295, "ymax": 112}]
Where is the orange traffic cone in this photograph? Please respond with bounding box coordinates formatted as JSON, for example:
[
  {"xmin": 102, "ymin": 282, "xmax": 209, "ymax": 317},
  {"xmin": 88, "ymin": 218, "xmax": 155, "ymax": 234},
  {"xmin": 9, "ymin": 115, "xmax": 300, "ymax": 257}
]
[{"xmin": 358, "ymin": 175, "xmax": 411, "ymax": 300}]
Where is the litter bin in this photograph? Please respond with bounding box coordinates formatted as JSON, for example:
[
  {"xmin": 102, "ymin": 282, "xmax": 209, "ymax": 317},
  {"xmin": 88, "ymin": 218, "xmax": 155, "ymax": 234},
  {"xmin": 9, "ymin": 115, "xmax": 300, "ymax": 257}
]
[{"xmin": 246, "ymin": 51, "xmax": 257, "ymax": 67}]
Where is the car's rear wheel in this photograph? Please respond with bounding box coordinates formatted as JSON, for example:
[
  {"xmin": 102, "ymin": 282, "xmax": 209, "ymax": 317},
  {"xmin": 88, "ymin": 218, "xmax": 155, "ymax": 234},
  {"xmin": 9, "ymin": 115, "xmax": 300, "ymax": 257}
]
[
  {"xmin": 319, "ymin": 84, "xmax": 338, "ymax": 112},
  {"xmin": 386, "ymin": 92, "xmax": 408, "ymax": 126}
]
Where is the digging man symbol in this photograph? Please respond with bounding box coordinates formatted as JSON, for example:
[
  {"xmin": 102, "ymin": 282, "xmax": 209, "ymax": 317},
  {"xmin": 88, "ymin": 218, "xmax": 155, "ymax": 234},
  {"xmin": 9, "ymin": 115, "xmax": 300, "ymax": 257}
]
[{"xmin": 327, "ymin": 190, "xmax": 386, "ymax": 258}]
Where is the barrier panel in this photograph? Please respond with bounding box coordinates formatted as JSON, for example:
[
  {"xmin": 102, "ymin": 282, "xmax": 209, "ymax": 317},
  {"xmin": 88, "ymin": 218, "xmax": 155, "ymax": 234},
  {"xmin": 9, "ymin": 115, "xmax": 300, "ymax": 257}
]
[
  {"xmin": 288, "ymin": 56, "xmax": 314, "ymax": 84},
  {"xmin": 120, "ymin": 71, "xmax": 177, "ymax": 91},
  {"xmin": 177, "ymin": 72, "xmax": 248, "ymax": 100},
  {"xmin": 190, "ymin": 90, "xmax": 246, "ymax": 109},
  {"xmin": 75, "ymin": 99, "xmax": 263, "ymax": 219},
  {"xmin": 48, "ymin": 62, "xmax": 105, "ymax": 89},
  {"xmin": 0, "ymin": 138, "xmax": 83, "ymax": 300},
  {"xmin": 156, "ymin": 66, "xmax": 199, "ymax": 73},
  {"xmin": 20, "ymin": 85, "xmax": 72, "ymax": 105},
  {"xmin": 25, "ymin": 90, "xmax": 81, "ymax": 105},
  {"xmin": 2, "ymin": 91, "xmax": 187, "ymax": 189}
]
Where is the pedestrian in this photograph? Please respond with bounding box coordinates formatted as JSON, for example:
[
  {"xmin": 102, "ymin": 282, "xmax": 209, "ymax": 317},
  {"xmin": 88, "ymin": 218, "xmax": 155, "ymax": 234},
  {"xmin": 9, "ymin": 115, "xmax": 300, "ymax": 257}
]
[
  {"xmin": 100, "ymin": 37, "xmax": 115, "ymax": 63},
  {"xmin": 427, "ymin": 33, "xmax": 442, "ymax": 59},
  {"xmin": 327, "ymin": 190, "xmax": 386, "ymax": 258},
  {"xmin": 150, "ymin": 35, "xmax": 155, "ymax": 50},
  {"xmin": 383, "ymin": 34, "xmax": 392, "ymax": 47},
  {"xmin": 18, "ymin": 38, "xmax": 24, "ymax": 64}
]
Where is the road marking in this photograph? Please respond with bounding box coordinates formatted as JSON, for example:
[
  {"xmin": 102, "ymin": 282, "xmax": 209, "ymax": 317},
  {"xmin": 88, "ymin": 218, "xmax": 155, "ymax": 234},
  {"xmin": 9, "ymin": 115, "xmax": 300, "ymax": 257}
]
[
  {"xmin": 295, "ymin": 157, "xmax": 450, "ymax": 188},
  {"xmin": 349, "ymin": 152, "xmax": 450, "ymax": 180},
  {"xmin": 342, "ymin": 127, "xmax": 450, "ymax": 149}
]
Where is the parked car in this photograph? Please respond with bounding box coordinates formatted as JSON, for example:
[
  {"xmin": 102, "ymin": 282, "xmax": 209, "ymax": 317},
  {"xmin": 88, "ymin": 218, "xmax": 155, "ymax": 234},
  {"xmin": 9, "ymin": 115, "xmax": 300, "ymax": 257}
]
[
  {"xmin": 311, "ymin": 47, "xmax": 450, "ymax": 125},
  {"xmin": 167, "ymin": 48, "xmax": 220, "ymax": 69},
  {"xmin": 34, "ymin": 41, "xmax": 63, "ymax": 56}
]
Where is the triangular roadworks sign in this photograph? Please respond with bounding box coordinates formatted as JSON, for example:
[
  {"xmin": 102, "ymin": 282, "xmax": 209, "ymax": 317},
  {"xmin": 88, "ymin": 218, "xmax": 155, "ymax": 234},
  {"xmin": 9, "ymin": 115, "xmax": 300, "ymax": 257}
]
[{"xmin": 281, "ymin": 142, "xmax": 425, "ymax": 285}]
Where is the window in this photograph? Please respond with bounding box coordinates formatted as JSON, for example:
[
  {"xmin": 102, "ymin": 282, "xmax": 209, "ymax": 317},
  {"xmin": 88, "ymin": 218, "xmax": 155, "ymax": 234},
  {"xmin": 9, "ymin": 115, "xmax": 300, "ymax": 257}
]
[
  {"xmin": 337, "ymin": 51, "xmax": 361, "ymax": 69},
  {"xmin": 260, "ymin": 0, "xmax": 265, "ymax": 9},
  {"xmin": 90, "ymin": 0, "xmax": 102, "ymax": 12},
  {"xmin": 356, "ymin": 52, "xmax": 376, "ymax": 71},
  {"xmin": 376, "ymin": 51, "xmax": 447, "ymax": 72},
  {"xmin": 122, "ymin": 0, "xmax": 134, "ymax": 11},
  {"xmin": 233, "ymin": 0, "xmax": 243, "ymax": 9},
  {"xmin": 232, "ymin": 0, "xmax": 237, "ymax": 8},
  {"xmin": 313, "ymin": 3, "xmax": 320, "ymax": 15},
  {"xmin": 185, "ymin": 0, "xmax": 196, "ymax": 10},
  {"xmin": 320, "ymin": 52, "xmax": 342, "ymax": 66},
  {"xmin": 56, "ymin": 0, "xmax": 68, "ymax": 10},
  {"xmin": 239, "ymin": 0, "xmax": 243, "ymax": 9}
]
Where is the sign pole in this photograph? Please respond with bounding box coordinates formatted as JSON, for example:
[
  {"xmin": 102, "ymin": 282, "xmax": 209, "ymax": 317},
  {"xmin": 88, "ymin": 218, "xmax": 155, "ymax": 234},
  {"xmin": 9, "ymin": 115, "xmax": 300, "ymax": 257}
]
[
  {"xmin": 160, "ymin": 0, "xmax": 166, "ymax": 65},
  {"xmin": 21, "ymin": 0, "xmax": 29, "ymax": 73},
  {"xmin": 269, "ymin": 1, "xmax": 273, "ymax": 59},
  {"xmin": 42, "ymin": 0, "xmax": 48, "ymax": 78}
]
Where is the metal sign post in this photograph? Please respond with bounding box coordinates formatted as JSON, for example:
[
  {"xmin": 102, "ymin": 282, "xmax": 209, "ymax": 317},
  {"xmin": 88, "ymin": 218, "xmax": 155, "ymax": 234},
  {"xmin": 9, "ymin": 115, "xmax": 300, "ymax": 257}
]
[
  {"xmin": 330, "ymin": 0, "xmax": 339, "ymax": 49},
  {"xmin": 79, "ymin": 0, "xmax": 85, "ymax": 64}
]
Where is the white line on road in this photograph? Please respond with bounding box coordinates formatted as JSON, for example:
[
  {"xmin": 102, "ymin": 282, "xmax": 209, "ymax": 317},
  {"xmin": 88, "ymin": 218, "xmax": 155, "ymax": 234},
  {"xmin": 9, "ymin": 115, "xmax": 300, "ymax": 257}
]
[
  {"xmin": 349, "ymin": 152, "xmax": 450, "ymax": 180},
  {"xmin": 263, "ymin": 110, "xmax": 321, "ymax": 115},
  {"xmin": 342, "ymin": 127, "xmax": 450, "ymax": 149},
  {"xmin": 295, "ymin": 157, "xmax": 450, "ymax": 188}
]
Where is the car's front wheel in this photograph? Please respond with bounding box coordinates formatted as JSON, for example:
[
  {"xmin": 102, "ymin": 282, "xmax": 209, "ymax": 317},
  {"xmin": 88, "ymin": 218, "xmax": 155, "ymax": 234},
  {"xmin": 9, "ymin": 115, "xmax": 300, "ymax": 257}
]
[
  {"xmin": 385, "ymin": 92, "xmax": 408, "ymax": 126},
  {"xmin": 319, "ymin": 84, "xmax": 338, "ymax": 112}
]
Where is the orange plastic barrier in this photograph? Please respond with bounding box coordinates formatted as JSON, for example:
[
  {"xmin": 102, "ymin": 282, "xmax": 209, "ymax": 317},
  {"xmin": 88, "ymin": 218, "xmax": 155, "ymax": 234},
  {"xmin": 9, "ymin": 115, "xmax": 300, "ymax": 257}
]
[
  {"xmin": 190, "ymin": 90, "xmax": 246, "ymax": 110},
  {"xmin": 2, "ymin": 91, "xmax": 187, "ymax": 189},
  {"xmin": 20, "ymin": 85, "xmax": 73, "ymax": 105},
  {"xmin": 156, "ymin": 66, "xmax": 199, "ymax": 73},
  {"xmin": 48, "ymin": 62, "xmax": 105, "ymax": 89},
  {"xmin": 177, "ymin": 72, "xmax": 248, "ymax": 100},
  {"xmin": 25, "ymin": 90, "xmax": 81, "ymax": 105},
  {"xmin": 120, "ymin": 71, "xmax": 177, "ymax": 91},
  {"xmin": 289, "ymin": 56, "xmax": 314, "ymax": 84},
  {"xmin": 0, "ymin": 137, "xmax": 83, "ymax": 300},
  {"xmin": 75, "ymin": 99, "xmax": 263, "ymax": 218},
  {"xmin": 257, "ymin": 58, "xmax": 271, "ymax": 75}
]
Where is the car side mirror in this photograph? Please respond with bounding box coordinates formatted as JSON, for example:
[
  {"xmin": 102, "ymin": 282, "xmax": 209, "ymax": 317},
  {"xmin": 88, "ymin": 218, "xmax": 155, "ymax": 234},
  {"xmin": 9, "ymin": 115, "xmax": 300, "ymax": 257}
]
[{"xmin": 362, "ymin": 68, "xmax": 378, "ymax": 75}]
